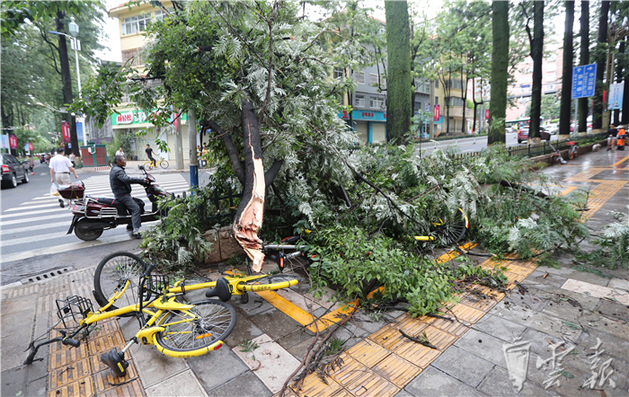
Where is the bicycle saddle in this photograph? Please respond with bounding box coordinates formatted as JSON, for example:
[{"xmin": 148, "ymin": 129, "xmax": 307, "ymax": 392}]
[
  {"xmin": 205, "ymin": 277, "xmax": 233, "ymax": 302},
  {"xmin": 101, "ymin": 347, "xmax": 129, "ymax": 377}
]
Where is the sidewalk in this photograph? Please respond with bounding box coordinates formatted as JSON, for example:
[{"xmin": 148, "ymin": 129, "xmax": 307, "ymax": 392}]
[{"xmin": 2, "ymin": 149, "xmax": 628, "ymax": 397}]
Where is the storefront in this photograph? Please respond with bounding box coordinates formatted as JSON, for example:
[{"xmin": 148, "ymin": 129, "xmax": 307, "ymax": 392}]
[
  {"xmin": 110, "ymin": 109, "xmax": 191, "ymax": 161},
  {"xmin": 339, "ymin": 110, "xmax": 387, "ymax": 144}
]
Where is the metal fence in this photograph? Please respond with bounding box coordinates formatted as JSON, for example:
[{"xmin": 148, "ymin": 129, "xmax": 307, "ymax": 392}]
[{"xmin": 450, "ymin": 132, "xmax": 608, "ymax": 166}]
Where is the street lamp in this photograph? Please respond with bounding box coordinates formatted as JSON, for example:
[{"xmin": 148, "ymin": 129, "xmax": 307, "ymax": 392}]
[{"xmin": 48, "ymin": 17, "xmax": 89, "ymax": 145}]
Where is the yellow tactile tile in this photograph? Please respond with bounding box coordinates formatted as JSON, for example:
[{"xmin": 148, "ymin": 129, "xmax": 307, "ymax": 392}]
[
  {"xmin": 292, "ymin": 371, "xmax": 343, "ymax": 397},
  {"xmin": 395, "ymin": 313, "xmax": 435, "ymax": 333},
  {"xmin": 442, "ymin": 303, "xmax": 486, "ymax": 324},
  {"xmin": 346, "ymin": 339, "xmax": 391, "ymax": 368},
  {"xmin": 431, "ymin": 314, "xmax": 472, "ymax": 337},
  {"xmin": 49, "ymin": 342, "xmax": 89, "ymax": 370},
  {"xmin": 46, "ymin": 376, "xmax": 93, "ymax": 397},
  {"xmin": 49, "ymin": 357, "xmax": 92, "ymax": 389},
  {"xmin": 372, "ymin": 354, "xmax": 423, "ymax": 387},
  {"xmin": 96, "ymin": 379, "xmax": 145, "ymax": 397},
  {"xmin": 93, "ymin": 364, "xmax": 139, "ymax": 394},
  {"xmin": 393, "ymin": 326, "xmax": 456, "ymax": 365},
  {"xmin": 329, "ymin": 355, "xmax": 398, "ymax": 397},
  {"xmin": 564, "ymin": 168, "xmax": 607, "ymax": 181},
  {"xmin": 458, "ymin": 290, "xmax": 500, "ymax": 312},
  {"xmin": 87, "ymin": 332, "xmax": 126, "ymax": 355}
]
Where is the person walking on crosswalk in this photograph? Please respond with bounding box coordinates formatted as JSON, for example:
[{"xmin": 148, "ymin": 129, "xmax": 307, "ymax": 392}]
[{"xmin": 49, "ymin": 147, "xmax": 78, "ymax": 186}]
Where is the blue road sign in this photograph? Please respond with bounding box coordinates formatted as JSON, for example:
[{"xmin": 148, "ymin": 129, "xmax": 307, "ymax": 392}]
[{"xmin": 572, "ymin": 63, "xmax": 597, "ymax": 99}]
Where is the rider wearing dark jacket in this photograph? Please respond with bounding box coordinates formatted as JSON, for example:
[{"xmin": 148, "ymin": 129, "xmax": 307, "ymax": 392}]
[{"xmin": 110, "ymin": 155, "xmax": 148, "ymax": 238}]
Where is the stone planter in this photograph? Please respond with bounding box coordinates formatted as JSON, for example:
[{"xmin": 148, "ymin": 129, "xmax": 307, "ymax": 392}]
[{"xmin": 202, "ymin": 226, "xmax": 245, "ymax": 263}]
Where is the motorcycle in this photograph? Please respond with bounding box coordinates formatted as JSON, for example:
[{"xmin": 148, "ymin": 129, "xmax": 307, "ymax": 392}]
[{"xmin": 59, "ymin": 166, "xmax": 173, "ymax": 241}]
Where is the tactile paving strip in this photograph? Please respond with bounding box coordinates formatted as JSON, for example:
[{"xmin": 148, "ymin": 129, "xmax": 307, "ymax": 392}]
[
  {"xmin": 580, "ymin": 180, "xmax": 627, "ymax": 219},
  {"xmin": 291, "ymin": 253, "xmax": 537, "ymax": 397},
  {"xmin": 48, "ymin": 317, "xmax": 145, "ymax": 397}
]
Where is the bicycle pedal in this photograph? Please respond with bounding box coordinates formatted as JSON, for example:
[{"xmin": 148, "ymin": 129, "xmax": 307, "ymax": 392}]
[{"xmin": 240, "ymin": 292, "xmax": 249, "ymax": 304}]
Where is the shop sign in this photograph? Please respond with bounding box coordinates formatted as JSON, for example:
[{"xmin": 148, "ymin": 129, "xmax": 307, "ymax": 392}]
[
  {"xmin": 61, "ymin": 121, "xmax": 71, "ymax": 143},
  {"xmin": 9, "ymin": 134, "xmax": 18, "ymax": 149}
]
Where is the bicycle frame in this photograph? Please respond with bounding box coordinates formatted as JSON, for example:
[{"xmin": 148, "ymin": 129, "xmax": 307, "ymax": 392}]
[{"xmin": 167, "ymin": 272, "xmax": 298, "ymax": 296}]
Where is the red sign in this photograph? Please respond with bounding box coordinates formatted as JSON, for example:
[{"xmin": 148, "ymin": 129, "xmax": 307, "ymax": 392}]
[
  {"xmin": 361, "ymin": 112, "xmax": 375, "ymax": 118},
  {"xmin": 28, "ymin": 142, "xmax": 33, "ymax": 151},
  {"xmin": 116, "ymin": 112, "xmax": 133, "ymax": 124},
  {"xmin": 9, "ymin": 135, "xmax": 17, "ymax": 149},
  {"xmin": 434, "ymin": 105, "xmax": 440, "ymax": 121},
  {"xmin": 61, "ymin": 121, "xmax": 71, "ymax": 143},
  {"xmin": 485, "ymin": 110, "xmax": 490, "ymax": 120}
]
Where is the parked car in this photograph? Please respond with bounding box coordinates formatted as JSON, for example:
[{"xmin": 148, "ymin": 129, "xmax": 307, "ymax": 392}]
[
  {"xmin": 1, "ymin": 153, "xmax": 29, "ymax": 188},
  {"xmin": 518, "ymin": 127, "xmax": 551, "ymax": 143}
]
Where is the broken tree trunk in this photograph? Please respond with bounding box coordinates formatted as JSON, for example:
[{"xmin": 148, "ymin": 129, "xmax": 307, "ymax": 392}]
[{"xmin": 233, "ymin": 99, "xmax": 266, "ymax": 272}]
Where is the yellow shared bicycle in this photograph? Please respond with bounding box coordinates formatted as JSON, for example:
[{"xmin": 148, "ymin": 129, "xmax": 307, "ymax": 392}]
[
  {"xmin": 25, "ymin": 263, "xmax": 237, "ymax": 377},
  {"xmin": 142, "ymin": 157, "xmax": 169, "ymax": 170},
  {"xmin": 92, "ymin": 251, "xmax": 302, "ymax": 311}
]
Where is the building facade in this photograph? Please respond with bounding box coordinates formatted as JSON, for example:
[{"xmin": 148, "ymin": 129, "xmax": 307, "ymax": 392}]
[{"xmin": 109, "ymin": 1, "xmax": 192, "ymax": 161}]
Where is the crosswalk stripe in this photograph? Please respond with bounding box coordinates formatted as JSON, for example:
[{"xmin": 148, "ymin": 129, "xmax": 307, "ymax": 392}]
[
  {"xmin": 0, "ymin": 208, "xmax": 67, "ymax": 220},
  {"xmin": 1, "ymin": 213, "xmax": 68, "ymax": 226},
  {"xmin": 5, "ymin": 202, "xmax": 64, "ymax": 211},
  {"xmin": 1, "ymin": 234, "xmax": 134, "ymax": 263},
  {"xmin": 1, "ymin": 221, "xmax": 72, "ymax": 236},
  {"xmin": 1, "ymin": 231, "xmax": 70, "ymax": 247}
]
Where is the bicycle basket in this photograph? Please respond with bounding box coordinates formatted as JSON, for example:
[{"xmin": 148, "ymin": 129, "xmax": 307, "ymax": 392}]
[
  {"xmin": 142, "ymin": 274, "xmax": 171, "ymax": 297},
  {"xmin": 56, "ymin": 295, "xmax": 94, "ymax": 330}
]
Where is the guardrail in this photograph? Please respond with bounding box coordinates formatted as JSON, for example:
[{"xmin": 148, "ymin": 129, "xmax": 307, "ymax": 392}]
[{"xmin": 450, "ymin": 132, "xmax": 608, "ymax": 166}]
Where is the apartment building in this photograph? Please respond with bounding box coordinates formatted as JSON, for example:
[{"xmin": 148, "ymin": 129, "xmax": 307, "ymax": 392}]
[
  {"xmin": 108, "ymin": 1, "xmax": 192, "ymax": 161},
  {"xmin": 506, "ymin": 45, "xmax": 564, "ymax": 121}
]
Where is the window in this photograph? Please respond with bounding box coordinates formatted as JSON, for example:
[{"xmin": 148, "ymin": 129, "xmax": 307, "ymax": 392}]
[
  {"xmin": 425, "ymin": 102, "xmax": 430, "ymax": 111},
  {"xmin": 380, "ymin": 73, "xmax": 386, "ymax": 87},
  {"xmin": 122, "ymin": 48, "xmax": 142, "ymax": 66},
  {"xmin": 354, "ymin": 95, "xmax": 365, "ymax": 107},
  {"xmin": 121, "ymin": 13, "xmax": 152, "ymax": 35},
  {"xmin": 446, "ymin": 97, "xmax": 465, "ymax": 107},
  {"xmin": 154, "ymin": 9, "xmax": 165, "ymax": 21},
  {"xmin": 545, "ymin": 84, "xmax": 556, "ymax": 93},
  {"xmin": 546, "ymin": 62, "xmax": 556, "ymax": 72},
  {"xmin": 435, "ymin": 80, "xmax": 439, "ymax": 88},
  {"xmin": 370, "ymin": 73, "xmax": 378, "ymax": 85},
  {"xmin": 415, "ymin": 78, "xmax": 430, "ymax": 94},
  {"xmin": 445, "ymin": 80, "xmax": 466, "ymax": 90},
  {"xmin": 370, "ymin": 96, "xmax": 383, "ymax": 109},
  {"xmin": 356, "ymin": 72, "xmax": 365, "ymax": 84},
  {"xmin": 435, "ymin": 97, "xmax": 439, "ymax": 105},
  {"xmin": 334, "ymin": 68, "xmax": 344, "ymax": 79}
]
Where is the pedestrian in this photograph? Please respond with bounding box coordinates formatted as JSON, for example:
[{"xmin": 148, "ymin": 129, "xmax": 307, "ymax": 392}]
[
  {"xmin": 49, "ymin": 147, "xmax": 78, "ymax": 186},
  {"xmin": 607, "ymin": 124, "xmax": 618, "ymax": 151},
  {"xmin": 145, "ymin": 144, "xmax": 156, "ymax": 167},
  {"xmin": 110, "ymin": 154, "xmax": 149, "ymax": 239},
  {"xmin": 617, "ymin": 126, "xmax": 626, "ymax": 151},
  {"xmin": 68, "ymin": 152, "xmax": 76, "ymax": 167},
  {"xmin": 116, "ymin": 147, "xmax": 124, "ymax": 156},
  {"xmin": 28, "ymin": 154, "xmax": 35, "ymax": 175}
]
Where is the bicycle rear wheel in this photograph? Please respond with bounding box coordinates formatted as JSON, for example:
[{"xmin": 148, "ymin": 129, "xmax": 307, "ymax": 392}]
[
  {"xmin": 236, "ymin": 274, "xmax": 301, "ymax": 293},
  {"xmin": 432, "ymin": 208, "xmax": 469, "ymax": 246},
  {"xmin": 155, "ymin": 300, "xmax": 236, "ymax": 353},
  {"xmin": 93, "ymin": 252, "xmax": 147, "ymax": 310},
  {"xmin": 159, "ymin": 160, "xmax": 169, "ymax": 169}
]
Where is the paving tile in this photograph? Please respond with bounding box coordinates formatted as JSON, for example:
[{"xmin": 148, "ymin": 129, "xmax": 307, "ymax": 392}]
[
  {"xmin": 525, "ymin": 269, "xmax": 567, "ymax": 288},
  {"xmin": 286, "ymin": 335, "xmax": 317, "ymax": 361},
  {"xmin": 454, "ymin": 328, "xmax": 506, "ymax": 368},
  {"xmin": 291, "ymin": 371, "xmax": 343, "ymax": 397},
  {"xmin": 127, "ymin": 341, "xmax": 188, "ymax": 388},
  {"xmin": 491, "ymin": 301, "xmax": 583, "ymax": 340},
  {"xmin": 608, "ymin": 278, "xmax": 629, "ymax": 291},
  {"xmin": 328, "ymin": 354, "xmax": 398, "ymax": 397},
  {"xmin": 431, "ymin": 346, "xmax": 495, "ymax": 388},
  {"xmin": 249, "ymin": 307, "xmax": 307, "ymax": 341},
  {"xmin": 577, "ymin": 328, "xmax": 629, "ymax": 362},
  {"xmin": 188, "ymin": 345, "xmax": 248, "ymax": 391},
  {"xmin": 404, "ymin": 366, "xmax": 487, "ymax": 397},
  {"xmin": 97, "ymin": 379, "xmax": 145, "ymax": 397},
  {"xmin": 477, "ymin": 365, "xmax": 555, "ymax": 397},
  {"xmin": 519, "ymin": 327, "xmax": 578, "ymax": 357},
  {"xmin": 576, "ymin": 311, "xmax": 629, "ymax": 340},
  {"xmin": 235, "ymin": 293, "xmax": 276, "ymax": 316},
  {"xmin": 232, "ymin": 333, "xmax": 300, "ymax": 394},
  {"xmin": 350, "ymin": 311, "xmax": 388, "ymax": 334},
  {"xmin": 224, "ymin": 313, "xmax": 264, "ymax": 348},
  {"xmin": 46, "ymin": 375, "xmax": 94, "ymax": 397},
  {"xmin": 49, "ymin": 357, "xmax": 92, "ymax": 389},
  {"xmin": 207, "ymin": 371, "xmax": 271, "ymax": 397},
  {"xmin": 561, "ymin": 279, "xmax": 629, "ymax": 305},
  {"xmin": 93, "ymin": 363, "xmax": 139, "ymax": 394},
  {"xmin": 472, "ymin": 314, "xmax": 527, "ymax": 342},
  {"xmin": 596, "ymin": 299, "xmax": 629, "ymax": 322},
  {"xmin": 145, "ymin": 369, "xmax": 207, "ymax": 397}
]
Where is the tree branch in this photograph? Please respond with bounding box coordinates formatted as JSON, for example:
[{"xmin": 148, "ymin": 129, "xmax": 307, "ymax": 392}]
[{"xmin": 206, "ymin": 120, "xmax": 246, "ymax": 185}]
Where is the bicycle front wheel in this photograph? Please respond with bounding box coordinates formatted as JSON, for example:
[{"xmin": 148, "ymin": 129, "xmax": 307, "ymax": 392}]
[
  {"xmin": 93, "ymin": 252, "xmax": 147, "ymax": 310},
  {"xmin": 143, "ymin": 161, "xmax": 154, "ymax": 170},
  {"xmin": 155, "ymin": 300, "xmax": 236, "ymax": 353},
  {"xmin": 236, "ymin": 274, "xmax": 301, "ymax": 293},
  {"xmin": 159, "ymin": 160, "xmax": 169, "ymax": 169},
  {"xmin": 433, "ymin": 208, "xmax": 469, "ymax": 246}
]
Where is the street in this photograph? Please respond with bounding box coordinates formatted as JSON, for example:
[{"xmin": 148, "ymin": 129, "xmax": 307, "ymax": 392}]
[
  {"xmin": 417, "ymin": 131, "xmax": 559, "ymax": 155},
  {"xmin": 0, "ymin": 162, "xmax": 194, "ymax": 285}
]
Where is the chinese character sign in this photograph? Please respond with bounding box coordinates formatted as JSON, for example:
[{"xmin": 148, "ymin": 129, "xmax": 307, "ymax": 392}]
[
  {"xmin": 608, "ymin": 82, "xmax": 624, "ymax": 110},
  {"xmin": 61, "ymin": 121, "xmax": 71, "ymax": 143},
  {"xmin": 434, "ymin": 104, "xmax": 440, "ymax": 121},
  {"xmin": 571, "ymin": 64, "xmax": 597, "ymax": 99},
  {"xmin": 9, "ymin": 134, "xmax": 17, "ymax": 149}
]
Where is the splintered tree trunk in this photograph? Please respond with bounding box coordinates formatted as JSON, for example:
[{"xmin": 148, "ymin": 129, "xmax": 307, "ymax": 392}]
[{"xmin": 233, "ymin": 100, "xmax": 266, "ymax": 272}]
